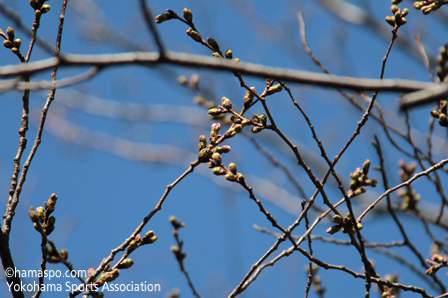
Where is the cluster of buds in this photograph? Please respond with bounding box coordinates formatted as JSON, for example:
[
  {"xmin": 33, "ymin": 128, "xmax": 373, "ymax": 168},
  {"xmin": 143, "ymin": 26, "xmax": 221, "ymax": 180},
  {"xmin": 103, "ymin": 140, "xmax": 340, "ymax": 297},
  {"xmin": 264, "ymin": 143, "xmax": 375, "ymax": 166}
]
[
  {"xmin": 436, "ymin": 43, "xmax": 448, "ymax": 82},
  {"xmin": 41, "ymin": 245, "xmax": 68, "ymax": 264},
  {"xmin": 414, "ymin": 0, "xmax": 445, "ymax": 14},
  {"xmin": 96, "ymin": 268, "xmax": 120, "ymax": 287},
  {"xmin": 28, "ymin": 193, "xmax": 58, "ymax": 236},
  {"xmin": 214, "ymin": 121, "xmax": 243, "ymax": 143},
  {"xmin": 397, "ymin": 160, "xmax": 421, "ymax": 211},
  {"xmin": 208, "ymin": 97, "xmax": 234, "ymax": 117},
  {"xmin": 380, "ymin": 274, "xmax": 400, "ymax": 298},
  {"xmin": 2, "ymin": 27, "xmax": 22, "ymax": 55},
  {"xmin": 127, "ymin": 231, "xmax": 158, "ymax": 253},
  {"xmin": 431, "ymin": 100, "xmax": 448, "ymax": 127},
  {"xmin": 251, "ymin": 114, "xmax": 267, "ymax": 133},
  {"xmin": 326, "ymin": 213, "xmax": 363, "ymax": 235},
  {"xmin": 30, "ymin": 0, "xmax": 51, "ymax": 13},
  {"xmin": 425, "ymin": 254, "xmax": 448, "ymax": 276},
  {"xmin": 226, "ymin": 162, "xmax": 246, "ymax": 183},
  {"xmin": 385, "ymin": 2, "xmax": 409, "ymax": 28},
  {"xmin": 304, "ymin": 265, "xmax": 326, "ymax": 296},
  {"xmin": 155, "ymin": 9, "xmax": 177, "ymax": 24},
  {"xmin": 347, "ymin": 160, "xmax": 377, "ymax": 198},
  {"xmin": 211, "ymin": 159, "xmax": 245, "ymax": 184},
  {"xmin": 197, "ymin": 124, "xmax": 232, "ymax": 163}
]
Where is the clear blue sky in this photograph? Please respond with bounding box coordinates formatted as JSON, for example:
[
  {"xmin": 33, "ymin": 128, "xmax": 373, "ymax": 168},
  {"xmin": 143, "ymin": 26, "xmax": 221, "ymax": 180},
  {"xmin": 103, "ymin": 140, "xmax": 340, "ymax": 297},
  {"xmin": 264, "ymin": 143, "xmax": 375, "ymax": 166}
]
[{"xmin": 0, "ymin": 1, "xmax": 446, "ymax": 297}]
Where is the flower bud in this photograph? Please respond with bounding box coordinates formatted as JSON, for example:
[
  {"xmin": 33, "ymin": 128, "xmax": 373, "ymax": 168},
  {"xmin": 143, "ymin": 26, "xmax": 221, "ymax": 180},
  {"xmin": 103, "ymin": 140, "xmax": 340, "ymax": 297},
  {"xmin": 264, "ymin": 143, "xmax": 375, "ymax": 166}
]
[
  {"xmin": 401, "ymin": 8, "xmax": 409, "ymax": 16},
  {"xmin": 212, "ymin": 167, "xmax": 225, "ymax": 176},
  {"xmin": 385, "ymin": 16, "xmax": 395, "ymax": 27},
  {"xmin": 362, "ymin": 160, "xmax": 370, "ymax": 175},
  {"xmin": 244, "ymin": 87, "xmax": 256, "ymax": 106},
  {"xmin": 326, "ymin": 225, "xmax": 342, "ymax": 235},
  {"xmin": 208, "ymin": 108, "xmax": 225, "ymax": 116},
  {"xmin": 236, "ymin": 173, "xmax": 245, "ymax": 183},
  {"xmin": 143, "ymin": 230, "xmax": 158, "ymax": 244},
  {"xmin": 211, "ymin": 123, "xmax": 221, "ymax": 135},
  {"xmin": 332, "ymin": 214, "xmax": 343, "ymax": 224},
  {"xmin": 60, "ymin": 249, "xmax": 68, "ymax": 260},
  {"xmin": 215, "ymin": 146, "xmax": 230, "ymax": 154},
  {"xmin": 30, "ymin": 0, "xmax": 41, "ymax": 9},
  {"xmin": 13, "ymin": 38, "xmax": 21, "ymax": 49},
  {"xmin": 29, "ymin": 207, "xmax": 39, "ymax": 223},
  {"xmin": 226, "ymin": 129, "xmax": 237, "ymax": 138},
  {"xmin": 41, "ymin": 4, "xmax": 51, "ymax": 13},
  {"xmin": 186, "ymin": 28, "xmax": 202, "ymax": 43},
  {"xmin": 155, "ymin": 13, "xmax": 173, "ymax": 24},
  {"xmin": 48, "ymin": 193, "xmax": 58, "ymax": 206},
  {"xmin": 266, "ymin": 84, "xmax": 283, "ymax": 95},
  {"xmin": 225, "ymin": 49, "xmax": 233, "ymax": 59},
  {"xmin": 391, "ymin": 5, "xmax": 399, "ymax": 14},
  {"xmin": 233, "ymin": 124, "xmax": 243, "ymax": 133},
  {"xmin": 178, "ymin": 75, "xmax": 188, "ymax": 85},
  {"xmin": 198, "ymin": 148, "xmax": 211, "ymax": 162},
  {"xmin": 117, "ymin": 258, "xmax": 134, "ymax": 269},
  {"xmin": 207, "ymin": 37, "xmax": 220, "ymax": 52},
  {"xmin": 6, "ymin": 27, "xmax": 14, "ymax": 40},
  {"xmin": 183, "ymin": 8, "xmax": 193, "ymax": 23},
  {"xmin": 228, "ymin": 162, "xmax": 237, "ymax": 174},
  {"xmin": 222, "ymin": 97, "xmax": 232, "ymax": 109},
  {"xmin": 198, "ymin": 135, "xmax": 207, "ymax": 150},
  {"xmin": 36, "ymin": 206, "xmax": 45, "ymax": 221},
  {"xmin": 3, "ymin": 40, "xmax": 12, "ymax": 49},
  {"xmin": 225, "ymin": 173, "xmax": 236, "ymax": 181},
  {"xmin": 251, "ymin": 126, "xmax": 264, "ymax": 133},
  {"xmin": 211, "ymin": 152, "xmax": 222, "ymax": 163}
]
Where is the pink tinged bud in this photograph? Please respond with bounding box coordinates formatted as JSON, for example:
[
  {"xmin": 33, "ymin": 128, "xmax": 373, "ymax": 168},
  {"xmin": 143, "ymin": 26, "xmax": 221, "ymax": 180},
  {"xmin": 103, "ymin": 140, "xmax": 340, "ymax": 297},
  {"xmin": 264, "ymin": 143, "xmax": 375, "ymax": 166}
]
[
  {"xmin": 233, "ymin": 124, "xmax": 243, "ymax": 133},
  {"xmin": 87, "ymin": 268, "xmax": 95, "ymax": 277}
]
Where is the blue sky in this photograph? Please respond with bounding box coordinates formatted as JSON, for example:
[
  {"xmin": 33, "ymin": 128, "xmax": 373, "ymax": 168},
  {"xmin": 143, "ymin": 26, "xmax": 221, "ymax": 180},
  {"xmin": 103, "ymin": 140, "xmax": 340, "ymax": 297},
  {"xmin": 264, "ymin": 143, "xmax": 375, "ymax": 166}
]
[{"xmin": 0, "ymin": 1, "xmax": 447, "ymax": 297}]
